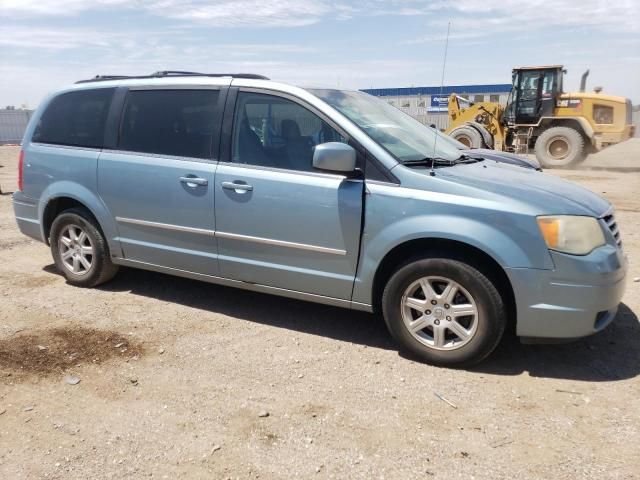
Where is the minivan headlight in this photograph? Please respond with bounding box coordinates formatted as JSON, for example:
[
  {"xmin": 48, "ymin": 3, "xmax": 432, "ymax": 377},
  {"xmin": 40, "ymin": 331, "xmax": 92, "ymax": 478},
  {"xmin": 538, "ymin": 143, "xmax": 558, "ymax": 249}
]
[{"xmin": 537, "ymin": 215, "xmax": 605, "ymax": 255}]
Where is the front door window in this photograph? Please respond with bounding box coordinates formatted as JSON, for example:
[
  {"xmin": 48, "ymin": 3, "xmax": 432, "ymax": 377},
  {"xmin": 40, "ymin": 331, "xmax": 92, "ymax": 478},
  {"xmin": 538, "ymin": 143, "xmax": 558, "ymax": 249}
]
[{"xmin": 232, "ymin": 92, "xmax": 346, "ymax": 171}]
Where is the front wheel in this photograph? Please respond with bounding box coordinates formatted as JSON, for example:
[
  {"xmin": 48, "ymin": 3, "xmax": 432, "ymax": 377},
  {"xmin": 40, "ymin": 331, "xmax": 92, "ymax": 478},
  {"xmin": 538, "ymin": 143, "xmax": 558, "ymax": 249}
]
[
  {"xmin": 449, "ymin": 125, "xmax": 485, "ymax": 148},
  {"xmin": 382, "ymin": 257, "xmax": 506, "ymax": 367},
  {"xmin": 534, "ymin": 126, "xmax": 585, "ymax": 168}
]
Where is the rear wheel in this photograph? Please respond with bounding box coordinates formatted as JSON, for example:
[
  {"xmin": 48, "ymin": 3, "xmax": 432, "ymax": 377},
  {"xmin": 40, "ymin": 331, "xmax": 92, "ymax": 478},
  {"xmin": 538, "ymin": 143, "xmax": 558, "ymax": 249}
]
[
  {"xmin": 534, "ymin": 126, "xmax": 585, "ymax": 168},
  {"xmin": 449, "ymin": 125, "xmax": 485, "ymax": 148},
  {"xmin": 50, "ymin": 208, "xmax": 118, "ymax": 287},
  {"xmin": 382, "ymin": 257, "xmax": 506, "ymax": 367}
]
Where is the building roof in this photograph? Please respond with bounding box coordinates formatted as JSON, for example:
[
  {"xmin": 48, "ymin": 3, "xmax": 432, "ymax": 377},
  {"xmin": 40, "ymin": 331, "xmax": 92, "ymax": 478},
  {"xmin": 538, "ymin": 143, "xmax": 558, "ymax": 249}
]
[{"xmin": 361, "ymin": 84, "xmax": 512, "ymax": 97}]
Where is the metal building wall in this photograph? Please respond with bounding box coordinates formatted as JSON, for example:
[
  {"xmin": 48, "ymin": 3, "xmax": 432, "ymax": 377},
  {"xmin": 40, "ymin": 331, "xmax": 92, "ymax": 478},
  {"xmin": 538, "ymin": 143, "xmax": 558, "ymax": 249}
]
[
  {"xmin": 0, "ymin": 110, "xmax": 32, "ymax": 144},
  {"xmin": 412, "ymin": 113, "xmax": 450, "ymax": 131},
  {"xmin": 378, "ymin": 93, "xmax": 509, "ymax": 130},
  {"xmin": 361, "ymin": 85, "xmax": 512, "ymax": 131},
  {"xmin": 362, "ymin": 84, "xmax": 512, "ymax": 97}
]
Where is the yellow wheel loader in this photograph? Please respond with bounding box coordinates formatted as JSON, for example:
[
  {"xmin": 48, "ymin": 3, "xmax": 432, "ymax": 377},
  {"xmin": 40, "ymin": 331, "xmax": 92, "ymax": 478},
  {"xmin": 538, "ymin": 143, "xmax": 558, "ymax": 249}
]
[{"xmin": 446, "ymin": 66, "xmax": 635, "ymax": 168}]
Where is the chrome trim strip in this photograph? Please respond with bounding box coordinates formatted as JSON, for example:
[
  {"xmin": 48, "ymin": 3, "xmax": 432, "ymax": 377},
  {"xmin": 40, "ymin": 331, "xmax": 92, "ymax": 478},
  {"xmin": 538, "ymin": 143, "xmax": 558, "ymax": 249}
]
[
  {"xmin": 111, "ymin": 257, "xmax": 355, "ymax": 309},
  {"xmin": 601, "ymin": 206, "xmax": 615, "ymax": 220},
  {"xmin": 12, "ymin": 200, "xmax": 36, "ymax": 208},
  {"xmin": 365, "ymin": 179, "xmax": 401, "ymax": 187},
  {"xmin": 31, "ymin": 142, "xmax": 102, "ymax": 153},
  {"xmin": 351, "ymin": 301, "xmax": 374, "ymax": 313},
  {"xmin": 216, "ymin": 231, "xmax": 346, "ymax": 256},
  {"xmin": 103, "ymin": 149, "xmax": 217, "ymax": 164},
  {"xmin": 115, "ymin": 216, "xmax": 216, "ymax": 236},
  {"xmin": 15, "ymin": 216, "xmax": 40, "ymax": 224},
  {"xmin": 115, "ymin": 217, "xmax": 346, "ymax": 255}
]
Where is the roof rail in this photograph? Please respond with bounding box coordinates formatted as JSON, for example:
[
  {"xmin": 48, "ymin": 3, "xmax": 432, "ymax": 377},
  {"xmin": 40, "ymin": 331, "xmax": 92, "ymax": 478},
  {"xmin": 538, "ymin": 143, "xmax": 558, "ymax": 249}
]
[
  {"xmin": 75, "ymin": 71, "xmax": 269, "ymax": 84},
  {"xmin": 75, "ymin": 75, "xmax": 134, "ymax": 83}
]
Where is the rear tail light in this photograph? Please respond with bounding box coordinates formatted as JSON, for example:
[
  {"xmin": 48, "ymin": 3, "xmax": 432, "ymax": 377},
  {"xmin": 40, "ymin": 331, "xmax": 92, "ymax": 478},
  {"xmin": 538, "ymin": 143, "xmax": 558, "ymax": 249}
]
[{"xmin": 18, "ymin": 149, "xmax": 24, "ymax": 192}]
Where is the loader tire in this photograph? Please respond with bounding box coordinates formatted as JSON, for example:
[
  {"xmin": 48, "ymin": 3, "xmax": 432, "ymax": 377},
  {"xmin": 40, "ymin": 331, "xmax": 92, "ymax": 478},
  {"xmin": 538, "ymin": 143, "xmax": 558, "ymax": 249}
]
[
  {"xmin": 534, "ymin": 126, "xmax": 585, "ymax": 168},
  {"xmin": 449, "ymin": 125, "xmax": 485, "ymax": 148}
]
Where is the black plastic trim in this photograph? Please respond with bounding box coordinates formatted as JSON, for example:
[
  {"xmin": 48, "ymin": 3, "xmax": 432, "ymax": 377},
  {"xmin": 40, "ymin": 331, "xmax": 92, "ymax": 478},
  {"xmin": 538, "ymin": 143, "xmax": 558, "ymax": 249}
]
[
  {"xmin": 365, "ymin": 150, "xmax": 399, "ymax": 183},
  {"xmin": 219, "ymin": 87, "xmax": 239, "ymax": 164},
  {"xmin": 103, "ymin": 87, "xmax": 128, "ymax": 150},
  {"xmin": 211, "ymin": 86, "xmax": 230, "ymax": 161}
]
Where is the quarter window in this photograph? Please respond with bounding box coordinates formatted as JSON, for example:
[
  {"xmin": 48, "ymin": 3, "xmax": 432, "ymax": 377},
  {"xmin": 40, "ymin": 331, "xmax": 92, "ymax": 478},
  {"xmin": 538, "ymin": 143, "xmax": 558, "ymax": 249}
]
[
  {"xmin": 119, "ymin": 89, "xmax": 219, "ymax": 159},
  {"xmin": 33, "ymin": 88, "xmax": 114, "ymax": 148},
  {"xmin": 232, "ymin": 92, "xmax": 346, "ymax": 172}
]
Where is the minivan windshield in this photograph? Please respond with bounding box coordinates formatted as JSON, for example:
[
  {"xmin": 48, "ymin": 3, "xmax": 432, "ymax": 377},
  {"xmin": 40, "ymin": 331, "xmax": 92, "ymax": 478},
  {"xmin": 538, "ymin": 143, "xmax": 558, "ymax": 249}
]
[{"xmin": 309, "ymin": 89, "xmax": 462, "ymax": 163}]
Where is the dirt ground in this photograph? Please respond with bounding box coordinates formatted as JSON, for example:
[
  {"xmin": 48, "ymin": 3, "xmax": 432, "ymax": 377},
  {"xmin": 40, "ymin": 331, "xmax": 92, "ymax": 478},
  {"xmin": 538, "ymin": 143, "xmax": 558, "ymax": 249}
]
[{"xmin": 0, "ymin": 144, "xmax": 639, "ymax": 480}]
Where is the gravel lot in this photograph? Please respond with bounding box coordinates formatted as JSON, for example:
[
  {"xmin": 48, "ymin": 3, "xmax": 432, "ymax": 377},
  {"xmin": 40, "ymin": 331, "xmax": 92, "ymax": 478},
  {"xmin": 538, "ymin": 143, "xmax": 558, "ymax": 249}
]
[{"xmin": 1, "ymin": 143, "xmax": 639, "ymax": 479}]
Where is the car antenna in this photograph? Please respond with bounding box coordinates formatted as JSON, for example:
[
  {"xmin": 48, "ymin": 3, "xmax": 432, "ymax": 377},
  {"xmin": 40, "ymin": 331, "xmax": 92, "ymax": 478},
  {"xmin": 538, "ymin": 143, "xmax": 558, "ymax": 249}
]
[{"xmin": 430, "ymin": 21, "xmax": 451, "ymax": 177}]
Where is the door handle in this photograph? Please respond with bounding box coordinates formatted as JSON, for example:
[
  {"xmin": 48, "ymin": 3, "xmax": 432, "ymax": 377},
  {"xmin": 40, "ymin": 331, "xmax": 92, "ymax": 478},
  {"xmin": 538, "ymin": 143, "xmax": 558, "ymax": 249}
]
[
  {"xmin": 180, "ymin": 176, "xmax": 208, "ymax": 187},
  {"xmin": 221, "ymin": 181, "xmax": 253, "ymax": 192}
]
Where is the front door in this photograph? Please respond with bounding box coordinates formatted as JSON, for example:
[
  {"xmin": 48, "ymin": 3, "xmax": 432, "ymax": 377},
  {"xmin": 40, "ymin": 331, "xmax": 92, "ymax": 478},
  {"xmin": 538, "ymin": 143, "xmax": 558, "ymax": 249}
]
[
  {"xmin": 214, "ymin": 90, "xmax": 363, "ymax": 300},
  {"xmin": 98, "ymin": 87, "xmax": 224, "ymax": 275}
]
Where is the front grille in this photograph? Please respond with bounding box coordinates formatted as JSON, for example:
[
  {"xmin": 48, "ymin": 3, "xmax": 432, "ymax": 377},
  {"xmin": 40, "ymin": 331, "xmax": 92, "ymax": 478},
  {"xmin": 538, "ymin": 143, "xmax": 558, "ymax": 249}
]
[{"xmin": 603, "ymin": 213, "xmax": 622, "ymax": 248}]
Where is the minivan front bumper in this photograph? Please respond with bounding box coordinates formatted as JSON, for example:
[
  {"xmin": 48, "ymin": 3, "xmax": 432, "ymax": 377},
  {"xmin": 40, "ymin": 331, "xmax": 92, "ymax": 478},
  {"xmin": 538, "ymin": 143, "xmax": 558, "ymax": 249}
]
[
  {"xmin": 506, "ymin": 244, "xmax": 628, "ymax": 340},
  {"xmin": 12, "ymin": 191, "xmax": 43, "ymax": 242}
]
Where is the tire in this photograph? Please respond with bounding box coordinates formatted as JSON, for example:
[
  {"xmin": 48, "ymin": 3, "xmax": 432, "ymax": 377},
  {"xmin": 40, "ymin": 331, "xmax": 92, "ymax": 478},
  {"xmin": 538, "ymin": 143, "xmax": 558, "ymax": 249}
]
[
  {"xmin": 534, "ymin": 126, "xmax": 585, "ymax": 168},
  {"xmin": 382, "ymin": 257, "xmax": 506, "ymax": 367},
  {"xmin": 449, "ymin": 125, "xmax": 485, "ymax": 148},
  {"xmin": 50, "ymin": 208, "xmax": 118, "ymax": 287}
]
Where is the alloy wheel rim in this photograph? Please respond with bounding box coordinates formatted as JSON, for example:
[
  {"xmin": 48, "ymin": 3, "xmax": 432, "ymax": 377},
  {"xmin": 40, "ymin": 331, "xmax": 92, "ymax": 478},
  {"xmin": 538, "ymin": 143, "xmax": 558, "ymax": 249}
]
[
  {"xmin": 58, "ymin": 224, "xmax": 94, "ymax": 276},
  {"xmin": 400, "ymin": 276, "xmax": 479, "ymax": 351}
]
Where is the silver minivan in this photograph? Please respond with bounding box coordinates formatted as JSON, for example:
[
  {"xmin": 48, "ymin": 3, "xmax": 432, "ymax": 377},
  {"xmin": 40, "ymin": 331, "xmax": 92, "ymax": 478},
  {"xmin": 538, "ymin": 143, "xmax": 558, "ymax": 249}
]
[{"xmin": 13, "ymin": 72, "xmax": 628, "ymax": 366}]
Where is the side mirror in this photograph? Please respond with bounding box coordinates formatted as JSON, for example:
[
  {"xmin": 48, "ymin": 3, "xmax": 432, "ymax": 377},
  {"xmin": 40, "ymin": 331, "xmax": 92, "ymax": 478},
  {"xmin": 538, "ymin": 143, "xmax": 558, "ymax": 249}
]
[{"xmin": 312, "ymin": 142, "xmax": 356, "ymax": 173}]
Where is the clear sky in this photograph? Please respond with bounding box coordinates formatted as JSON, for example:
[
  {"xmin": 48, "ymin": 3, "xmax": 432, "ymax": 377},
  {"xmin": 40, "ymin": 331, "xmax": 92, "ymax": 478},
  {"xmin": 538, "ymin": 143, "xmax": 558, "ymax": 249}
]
[{"xmin": 1, "ymin": 0, "xmax": 639, "ymax": 108}]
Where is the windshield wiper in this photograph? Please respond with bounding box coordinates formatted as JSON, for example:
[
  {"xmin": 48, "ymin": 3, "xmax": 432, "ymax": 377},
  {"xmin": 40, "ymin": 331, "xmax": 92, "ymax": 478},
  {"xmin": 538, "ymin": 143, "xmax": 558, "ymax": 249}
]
[
  {"xmin": 402, "ymin": 154, "xmax": 486, "ymax": 168},
  {"xmin": 402, "ymin": 157, "xmax": 457, "ymax": 167}
]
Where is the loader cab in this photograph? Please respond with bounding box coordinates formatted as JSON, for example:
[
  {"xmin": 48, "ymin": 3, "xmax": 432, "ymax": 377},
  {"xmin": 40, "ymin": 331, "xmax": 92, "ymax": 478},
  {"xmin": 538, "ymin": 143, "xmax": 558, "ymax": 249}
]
[{"xmin": 504, "ymin": 66, "xmax": 564, "ymax": 125}]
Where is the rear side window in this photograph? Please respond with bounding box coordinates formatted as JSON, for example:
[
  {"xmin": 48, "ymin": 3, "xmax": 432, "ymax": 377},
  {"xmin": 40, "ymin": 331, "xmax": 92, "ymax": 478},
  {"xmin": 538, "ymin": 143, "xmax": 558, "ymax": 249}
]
[
  {"xmin": 118, "ymin": 89, "xmax": 219, "ymax": 159},
  {"xmin": 33, "ymin": 88, "xmax": 114, "ymax": 148}
]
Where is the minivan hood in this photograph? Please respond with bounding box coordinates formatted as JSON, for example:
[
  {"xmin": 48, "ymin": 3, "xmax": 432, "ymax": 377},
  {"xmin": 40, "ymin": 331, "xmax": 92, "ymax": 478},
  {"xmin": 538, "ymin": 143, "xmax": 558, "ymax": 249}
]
[
  {"xmin": 426, "ymin": 160, "xmax": 610, "ymax": 217},
  {"xmin": 469, "ymin": 148, "xmax": 541, "ymax": 170}
]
